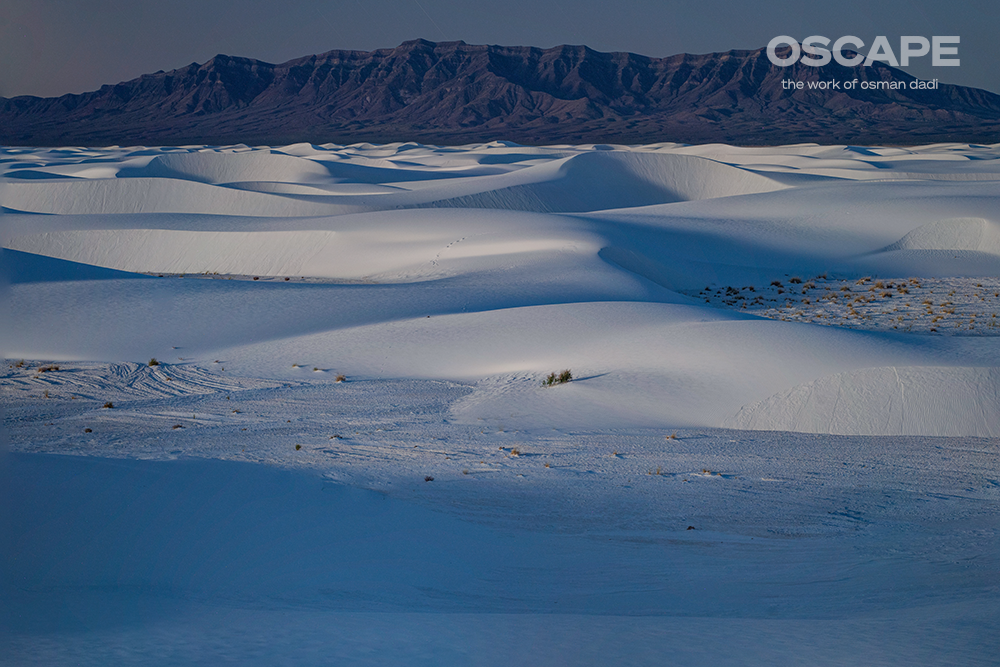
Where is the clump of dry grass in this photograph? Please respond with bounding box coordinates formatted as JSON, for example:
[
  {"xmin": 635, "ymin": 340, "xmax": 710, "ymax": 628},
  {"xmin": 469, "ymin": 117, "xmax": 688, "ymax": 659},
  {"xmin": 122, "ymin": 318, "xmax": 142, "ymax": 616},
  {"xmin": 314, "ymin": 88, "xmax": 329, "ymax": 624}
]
[{"xmin": 543, "ymin": 369, "xmax": 573, "ymax": 386}]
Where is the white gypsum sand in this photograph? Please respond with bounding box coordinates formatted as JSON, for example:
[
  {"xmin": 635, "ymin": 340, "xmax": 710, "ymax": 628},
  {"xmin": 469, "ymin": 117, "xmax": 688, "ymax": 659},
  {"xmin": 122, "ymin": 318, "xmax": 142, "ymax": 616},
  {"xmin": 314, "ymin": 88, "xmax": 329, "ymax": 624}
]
[{"xmin": 2, "ymin": 141, "xmax": 999, "ymax": 665}]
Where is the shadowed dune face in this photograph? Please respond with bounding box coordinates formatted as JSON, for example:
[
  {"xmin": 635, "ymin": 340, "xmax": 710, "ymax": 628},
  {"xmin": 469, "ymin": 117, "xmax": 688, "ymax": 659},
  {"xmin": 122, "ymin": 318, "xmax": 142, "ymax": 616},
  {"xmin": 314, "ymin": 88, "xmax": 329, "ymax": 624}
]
[{"xmin": 3, "ymin": 141, "xmax": 1000, "ymax": 436}]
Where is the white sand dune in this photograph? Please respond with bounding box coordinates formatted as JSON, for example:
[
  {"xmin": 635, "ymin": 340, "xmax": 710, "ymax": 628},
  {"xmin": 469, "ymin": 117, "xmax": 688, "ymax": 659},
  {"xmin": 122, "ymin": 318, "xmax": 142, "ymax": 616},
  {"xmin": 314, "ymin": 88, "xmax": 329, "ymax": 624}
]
[
  {"xmin": 4, "ymin": 141, "xmax": 1000, "ymax": 664},
  {"xmin": 121, "ymin": 149, "xmax": 335, "ymax": 184},
  {"xmin": 725, "ymin": 365, "xmax": 1000, "ymax": 436},
  {"xmin": 882, "ymin": 217, "xmax": 1000, "ymax": 254},
  {"xmin": 4, "ymin": 142, "xmax": 1000, "ymax": 438},
  {"xmin": 0, "ymin": 177, "xmax": 365, "ymax": 216}
]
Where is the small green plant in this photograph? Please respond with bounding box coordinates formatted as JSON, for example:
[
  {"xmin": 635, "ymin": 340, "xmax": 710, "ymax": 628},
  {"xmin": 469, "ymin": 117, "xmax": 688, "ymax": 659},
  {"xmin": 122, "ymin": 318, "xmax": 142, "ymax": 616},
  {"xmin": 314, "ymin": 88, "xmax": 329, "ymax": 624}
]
[
  {"xmin": 295, "ymin": 444, "xmax": 302, "ymax": 451},
  {"xmin": 543, "ymin": 369, "xmax": 573, "ymax": 386},
  {"xmin": 148, "ymin": 358, "xmax": 160, "ymax": 366}
]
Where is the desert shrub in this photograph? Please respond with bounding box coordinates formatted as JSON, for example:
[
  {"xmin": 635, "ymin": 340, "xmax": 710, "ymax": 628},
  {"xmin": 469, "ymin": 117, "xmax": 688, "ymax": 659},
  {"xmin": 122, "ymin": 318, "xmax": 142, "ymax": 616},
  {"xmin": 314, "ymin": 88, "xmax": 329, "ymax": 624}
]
[
  {"xmin": 424, "ymin": 476, "xmax": 434, "ymax": 482},
  {"xmin": 38, "ymin": 364, "xmax": 59, "ymax": 372},
  {"xmin": 148, "ymin": 358, "xmax": 159, "ymax": 366},
  {"xmin": 103, "ymin": 402, "xmax": 114, "ymax": 409},
  {"xmin": 295, "ymin": 444, "xmax": 302, "ymax": 451},
  {"xmin": 771, "ymin": 281, "xmax": 782, "ymax": 287},
  {"xmin": 335, "ymin": 374, "xmax": 346, "ymax": 383},
  {"xmin": 84, "ymin": 428, "xmax": 92, "ymax": 433},
  {"xmin": 789, "ymin": 277, "xmax": 802, "ymax": 284},
  {"xmin": 544, "ymin": 370, "xmax": 573, "ymax": 386}
]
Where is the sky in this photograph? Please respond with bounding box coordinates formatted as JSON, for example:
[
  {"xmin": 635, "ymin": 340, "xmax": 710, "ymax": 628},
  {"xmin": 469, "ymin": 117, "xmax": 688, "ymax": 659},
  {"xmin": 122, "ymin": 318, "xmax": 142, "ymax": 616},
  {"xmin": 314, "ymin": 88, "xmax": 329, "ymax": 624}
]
[{"xmin": 2, "ymin": 0, "xmax": 998, "ymax": 99}]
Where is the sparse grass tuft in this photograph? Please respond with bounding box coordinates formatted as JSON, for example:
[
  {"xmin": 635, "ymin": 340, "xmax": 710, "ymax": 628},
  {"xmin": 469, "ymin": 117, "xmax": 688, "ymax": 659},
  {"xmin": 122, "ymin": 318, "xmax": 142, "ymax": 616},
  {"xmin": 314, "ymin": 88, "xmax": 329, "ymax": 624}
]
[
  {"xmin": 148, "ymin": 358, "xmax": 159, "ymax": 366},
  {"xmin": 103, "ymin": 402, "xmax": 114, "ymax": 409},
  {"xmin": 543, "ymin": 369, "xmax": 573, "ymax": 386}
]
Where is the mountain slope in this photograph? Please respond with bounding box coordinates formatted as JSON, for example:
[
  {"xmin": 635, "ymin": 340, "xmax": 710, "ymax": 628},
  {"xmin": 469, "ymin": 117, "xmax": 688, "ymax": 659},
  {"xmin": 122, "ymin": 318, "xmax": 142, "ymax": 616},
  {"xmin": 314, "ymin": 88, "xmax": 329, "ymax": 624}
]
[{"xmin": 3, "ymin": 39, "xmax": 1000, "ymax": 146}]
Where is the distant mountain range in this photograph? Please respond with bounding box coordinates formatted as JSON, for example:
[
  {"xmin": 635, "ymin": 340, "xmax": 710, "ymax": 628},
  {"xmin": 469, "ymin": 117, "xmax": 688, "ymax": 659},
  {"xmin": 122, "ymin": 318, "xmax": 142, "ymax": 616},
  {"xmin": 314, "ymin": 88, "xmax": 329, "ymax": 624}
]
[{"xmin": 3, "ymin": 39, "xmax": 1000, "ymax": 146}]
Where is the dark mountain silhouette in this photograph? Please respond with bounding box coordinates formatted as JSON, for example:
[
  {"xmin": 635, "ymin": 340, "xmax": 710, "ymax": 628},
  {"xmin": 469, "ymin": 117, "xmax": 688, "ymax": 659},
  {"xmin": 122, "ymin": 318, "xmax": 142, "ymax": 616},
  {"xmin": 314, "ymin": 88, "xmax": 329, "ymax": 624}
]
[{"xmin": 3, "ymin": 39, "xmax": 1000, "ymax": 146}]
